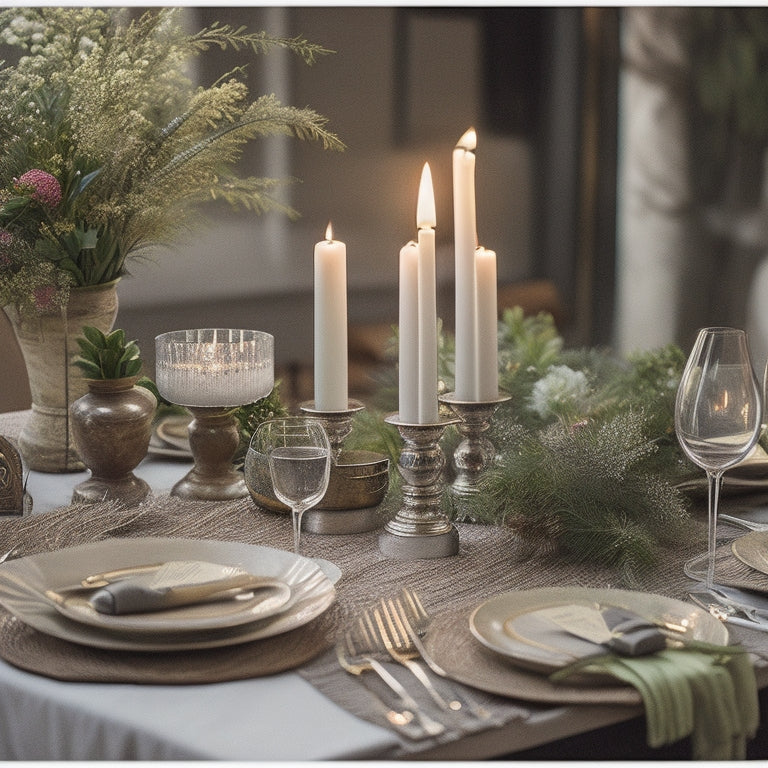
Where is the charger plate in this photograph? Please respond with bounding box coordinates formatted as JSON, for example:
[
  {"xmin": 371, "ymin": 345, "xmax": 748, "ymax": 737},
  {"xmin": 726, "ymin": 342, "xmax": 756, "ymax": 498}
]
[
  {"xmin": 0, "ymin": 537, "xmax": 339, "ymax": 652},
  {"xmin": 470, "ymin": 587, "xmax": 728, "ymax": 675},
  {"xmin": 731, "ymin": 531, "xmax": 768, "ymax": 576}
]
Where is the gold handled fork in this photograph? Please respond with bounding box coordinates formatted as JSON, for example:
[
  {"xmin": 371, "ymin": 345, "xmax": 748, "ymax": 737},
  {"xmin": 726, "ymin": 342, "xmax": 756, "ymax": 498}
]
[
  {"xmin": 396, "ymin": 588, "xmax": 491, "ymax": 720},
  {"xmin": 336, "ymin": 630, "xmax": 445, "ymax": 737},
  {"xmin": 372, "ymin": 601, "xmax": 462, "ymax": 713}
]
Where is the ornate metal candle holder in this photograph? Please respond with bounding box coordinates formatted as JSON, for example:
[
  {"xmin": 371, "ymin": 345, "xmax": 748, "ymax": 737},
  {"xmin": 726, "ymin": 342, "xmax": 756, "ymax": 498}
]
[
  {"xmin": 299, "ymin": 399, "xmax": 365, "ymax": 460},
  {"xmin": 297, "ymin": 399, "xmax": 387, "ymax": 533},
  {"xmin": 155, "ymin": 329, "xmax": 274, "ymax": 501},
  {"xmin": 379, "ymin": 413, "xmax": 460, "ymax": 559},
  {"xmin": 438, "ymin": 391, "xmax": 511, "ymax": 521}
]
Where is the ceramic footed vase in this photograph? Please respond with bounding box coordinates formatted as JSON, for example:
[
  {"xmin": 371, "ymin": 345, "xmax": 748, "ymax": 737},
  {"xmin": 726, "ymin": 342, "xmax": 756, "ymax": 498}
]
[
  {"xmin": 4, "ymin": 280, "xmax": 119, "ymax": 472},
  {"xmin": 70, "ymin": 376, "xmax": 156, "ymax": 507}
]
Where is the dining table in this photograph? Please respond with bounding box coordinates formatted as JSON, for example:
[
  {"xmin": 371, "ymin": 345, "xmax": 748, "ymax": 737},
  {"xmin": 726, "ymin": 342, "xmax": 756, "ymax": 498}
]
[{"xmin": 1, "ymin": 407, "xmax": 768, "ymax": 761}]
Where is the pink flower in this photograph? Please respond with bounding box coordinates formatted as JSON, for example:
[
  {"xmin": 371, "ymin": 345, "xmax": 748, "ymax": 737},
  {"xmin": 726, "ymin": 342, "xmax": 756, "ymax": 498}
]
[
  {"xmin": 13, "ymin": 170, "xmax": 62, "ymax": 208},
  {"xmin": 33, "ymin": 285, "xmax": 57, "ymax": 311}
]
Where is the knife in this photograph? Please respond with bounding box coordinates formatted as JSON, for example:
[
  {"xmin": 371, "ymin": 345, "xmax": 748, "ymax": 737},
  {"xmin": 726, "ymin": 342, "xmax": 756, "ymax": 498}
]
[
  {"xmin": 80, "ymin": 562, "xmax": 164, "ymax": 588},
  {"xmin": 689, "ymin": 589, "xmax": 768, "ymax": 632},
  {"xmin": 709, "ymin": 585, "xmax": 768, "ymax": 620}
]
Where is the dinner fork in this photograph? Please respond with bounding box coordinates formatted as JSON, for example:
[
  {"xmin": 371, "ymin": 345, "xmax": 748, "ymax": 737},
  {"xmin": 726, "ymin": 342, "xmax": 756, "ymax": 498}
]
[
  {"xmin": 394, "ymin": 589, "xmax": 491, "ymax": 720},
  {"xmin": 336, "ymin": 630, "xmax": 445, "ymax": 737},
  {"xmin": 718, "ymin": 513, "xmax": 768, "ymax": 532},
  {"xmin": 370, "ymin": 602, "xmax": 460, "ymax": 713}
]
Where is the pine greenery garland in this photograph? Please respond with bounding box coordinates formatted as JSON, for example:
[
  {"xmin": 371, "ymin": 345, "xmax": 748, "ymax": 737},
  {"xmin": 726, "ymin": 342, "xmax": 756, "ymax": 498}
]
[{"xmin": 351, "ymin": 306, "xmax": 698, "ymax": 579}]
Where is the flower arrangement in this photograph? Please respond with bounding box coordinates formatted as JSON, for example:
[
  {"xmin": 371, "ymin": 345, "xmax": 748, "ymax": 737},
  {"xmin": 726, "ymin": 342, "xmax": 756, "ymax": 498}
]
[{"xmin": 0, "ymin": 7, "xmax": 343, "ymax": 314}]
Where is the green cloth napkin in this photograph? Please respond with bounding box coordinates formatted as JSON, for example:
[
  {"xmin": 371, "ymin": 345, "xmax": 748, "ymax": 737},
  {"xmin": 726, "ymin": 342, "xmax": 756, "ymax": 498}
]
[{"xmin": 550, "ymin": 641, "xmax": 759, "ymax": 760}]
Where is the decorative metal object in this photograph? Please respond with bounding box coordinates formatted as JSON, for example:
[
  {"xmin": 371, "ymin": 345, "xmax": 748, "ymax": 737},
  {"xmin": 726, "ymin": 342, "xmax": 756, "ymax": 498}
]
[
  {"xmin": 155, "ymin": 329, "xmax": 274, "ymax": 500},
  {"xmin": 439, "ymin": 392, "xmax": 511, "ymax": 521},
  {"xmin": 299, "ymin": 399, "xmax": 365, "ymax": 459},
  {"xmin": 0, "ymin": 436, "xmax": 31, "ymax": 516},
  {"xmin": 379, "ymin": 413, "xmax": 460, "ymax": 559},
  {"xmin": 70, "ymin": 377, "xmax": 156, "ymax": 507}
]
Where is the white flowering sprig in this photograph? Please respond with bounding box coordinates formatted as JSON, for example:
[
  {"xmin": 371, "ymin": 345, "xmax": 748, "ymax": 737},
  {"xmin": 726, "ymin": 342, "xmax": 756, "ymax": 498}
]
[{"xmin": 0, "ymin": 7, "xmax": 343, "ymax": 307}]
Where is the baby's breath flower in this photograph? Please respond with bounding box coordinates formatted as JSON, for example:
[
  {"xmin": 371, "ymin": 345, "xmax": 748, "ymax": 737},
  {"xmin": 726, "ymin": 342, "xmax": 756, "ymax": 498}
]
[{"xmin": 0, "ymin": 6, "xmax": 342, "ymax": 307}]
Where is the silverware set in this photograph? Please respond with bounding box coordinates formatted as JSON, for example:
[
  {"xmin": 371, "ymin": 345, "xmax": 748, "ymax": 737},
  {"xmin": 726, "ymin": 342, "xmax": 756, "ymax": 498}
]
[
  {"xmin": 336, "ymin": 588, "xmax": 490, "ymax": 738},
  {"xmin": 687, "ymin": 512, "xmax": 768, "ymax": 632}
]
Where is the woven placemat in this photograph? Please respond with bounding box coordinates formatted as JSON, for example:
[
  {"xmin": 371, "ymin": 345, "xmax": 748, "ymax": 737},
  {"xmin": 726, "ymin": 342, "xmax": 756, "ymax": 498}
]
[
  {"xmin": 0, "ymin": 498, "xmax": 342, "ymax": 683},
  {"xmin": 423, "ymin": 605, "xmax": 642, "ymax": 706},
  {"xmin": 0, "ymin": 604, "xmax": 338, "ymax": 684}
]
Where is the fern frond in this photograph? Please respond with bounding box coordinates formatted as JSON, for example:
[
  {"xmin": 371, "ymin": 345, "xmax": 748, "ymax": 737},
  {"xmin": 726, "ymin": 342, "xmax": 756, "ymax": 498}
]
[{"xmin": 188, "ymin": 23, "xmax": 335, "ymax": 65}]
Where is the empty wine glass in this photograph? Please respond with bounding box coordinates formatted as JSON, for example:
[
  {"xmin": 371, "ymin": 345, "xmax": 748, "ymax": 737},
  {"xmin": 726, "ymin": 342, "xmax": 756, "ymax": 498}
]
[
  {"xmin": 246, "ymin": 417, "xmax": 331, "ymax": 556},
  {"xmin": 675, "ymin": 327, "xmax": 762, "ymax": 589}
]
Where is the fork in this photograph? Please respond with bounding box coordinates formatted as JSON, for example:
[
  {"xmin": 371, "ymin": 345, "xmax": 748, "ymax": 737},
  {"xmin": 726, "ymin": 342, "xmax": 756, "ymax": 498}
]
[
  {"xmin": 371, "ymin": 602, "xmax": 460, "ymax": 713},
  {"xmin": 396, "ymin": 589, "xmax": 491, "ymax": 720},
  {"xmin": 336, "ymin": 630, "xmax": 445, "ymax": 737},
  {"xmin": 718, "ymin": 513, "xmax": 768, "ymax": 532}
]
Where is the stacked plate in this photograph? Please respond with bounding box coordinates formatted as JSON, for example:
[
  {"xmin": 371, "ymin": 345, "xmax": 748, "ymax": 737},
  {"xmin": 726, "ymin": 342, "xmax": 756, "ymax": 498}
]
[
  {"xmin": 469, "ymin": 587, "xmax": 728, "ymax": 675},
  {"xmin": 0, "ymin": 537, "xmax": 340, "ymax": 652},
  {"xmin": 148, "ymin": 415, "xmax": 192, "ymax": 459}
]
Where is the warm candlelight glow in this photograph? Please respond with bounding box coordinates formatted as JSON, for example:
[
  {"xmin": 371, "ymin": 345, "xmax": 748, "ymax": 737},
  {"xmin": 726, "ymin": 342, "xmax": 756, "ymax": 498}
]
[
  {"xmin": 417, "ymin": 162, "xmax": 436, "ymax": 230},
  {"xmin": 325, "ymin": 221, "xmax": 333, "ymax": 241},
  {"xmin": 456, "ymin": 127, "xmax": 477, "ymax": 152},
  {"xmin": 453, "ymin": 127, "xmax": 479, "ymax": 400}
]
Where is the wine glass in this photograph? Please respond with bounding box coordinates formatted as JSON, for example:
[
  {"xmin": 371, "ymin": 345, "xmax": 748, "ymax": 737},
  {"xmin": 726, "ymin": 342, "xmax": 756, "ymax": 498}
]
[
  {"xmin": 246, "ymin": 417, "xmax": 331, "ymax": 556},
  {"xmin": 675, "ymin": 327, "xmax": 762, "ymax": 589}
]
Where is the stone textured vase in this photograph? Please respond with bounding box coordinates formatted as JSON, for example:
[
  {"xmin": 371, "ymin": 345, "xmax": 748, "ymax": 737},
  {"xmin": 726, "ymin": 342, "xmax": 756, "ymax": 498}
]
[
  {"xmin": 70, "ymin": 376, "xmax": 156, "ymax": 507},
  {"xmin": 4, "ymin": 281, "xmax": 119, "ymax": 472}
]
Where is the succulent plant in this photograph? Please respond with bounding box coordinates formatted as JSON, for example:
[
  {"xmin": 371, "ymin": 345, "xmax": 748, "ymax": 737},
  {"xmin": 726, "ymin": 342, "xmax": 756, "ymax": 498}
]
[{"xmin": 73, "ymin": 325, "xmax": 142, "ymax": 380}]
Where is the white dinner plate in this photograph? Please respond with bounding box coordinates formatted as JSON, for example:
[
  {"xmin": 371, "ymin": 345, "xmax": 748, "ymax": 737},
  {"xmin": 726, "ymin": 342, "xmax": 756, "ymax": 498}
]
[
  {"xmin": 0, "ymin": 537, "xmax": 340, "ymax": 652},
  {"xmin": 731, "ymin": 531, "xmax": 768, "ymax": 576},
  {"xmin": 469, "ymin": 587, "xmax": 728, "ymax": 675},
  {"xmin": 50, "ymin": 571, "xmax": 293, "ymax": 634}
]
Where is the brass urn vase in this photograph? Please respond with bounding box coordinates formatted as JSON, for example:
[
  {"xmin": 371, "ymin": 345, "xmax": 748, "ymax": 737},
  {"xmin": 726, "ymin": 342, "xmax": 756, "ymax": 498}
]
[{"xmin": 70, "ymin": 376, "xmax": 156, "ymax": 507}]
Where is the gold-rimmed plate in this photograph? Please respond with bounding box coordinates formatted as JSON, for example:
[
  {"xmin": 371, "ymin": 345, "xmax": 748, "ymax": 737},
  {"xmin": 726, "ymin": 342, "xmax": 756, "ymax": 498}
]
[
  {"xmin": 469, "ymin": 587, "xmax": 728, "ymax": 675},
  {"xmin": 0, "ymin": 538, "xmax": 340, "ymax": 652}
]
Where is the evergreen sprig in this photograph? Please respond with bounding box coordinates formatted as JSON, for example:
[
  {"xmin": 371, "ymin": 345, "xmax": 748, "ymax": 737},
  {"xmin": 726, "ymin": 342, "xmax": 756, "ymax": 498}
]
[{"xmin": 469, "ymin": 411, "xmax": 692, "ymax": 584}]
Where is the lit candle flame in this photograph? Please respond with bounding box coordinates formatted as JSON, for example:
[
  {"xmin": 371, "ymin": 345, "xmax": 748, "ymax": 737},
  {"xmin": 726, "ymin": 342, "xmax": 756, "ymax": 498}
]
[
  {"xmin": 713, "ymin": 390, "xmax": 729, "ymax": 412},
  {"xmin": 325, "ymin": 222, "xmax": 333, "ymax": 241},
  {"xmin": 417, "ymin": 162, "xmax": 436, "ymax": 230},
  {"xmin": 456, "ymin": 127, "xmax": 477, "ymax": 152}
]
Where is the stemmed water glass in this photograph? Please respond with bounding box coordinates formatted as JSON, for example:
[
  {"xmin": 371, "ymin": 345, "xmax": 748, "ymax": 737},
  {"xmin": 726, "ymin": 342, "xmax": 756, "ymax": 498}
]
[
  {"xmin": 245, "ymin": 417, "xmax": 331, "ymax": 556},
  {"xmin": 675, "ymin": 327, "xmax": 762, "ymax": 589}
]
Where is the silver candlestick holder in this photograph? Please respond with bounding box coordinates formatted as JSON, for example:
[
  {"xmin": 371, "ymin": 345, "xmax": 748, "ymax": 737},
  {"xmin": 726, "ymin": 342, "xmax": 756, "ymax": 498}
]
[
  {"xmin": 439, "ymin": 391, "xmax": 511, "ymax": 521},
  {"xmin": 379, "ymin": 413, "xmax": 460, "ymax": 559},
  {"xmin": 299, "ymin": 399, "xmax": 365, "ymax": 460},
  {"xmin": 294, "ymin": 399, "xmax": 387, "ymax": 534}
]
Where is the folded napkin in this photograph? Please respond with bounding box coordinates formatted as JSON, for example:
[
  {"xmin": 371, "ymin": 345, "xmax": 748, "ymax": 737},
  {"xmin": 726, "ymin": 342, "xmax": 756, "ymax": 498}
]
[
  {"xmin": 551, "ymin": 641, "xmax": 758, "ymax": 760},
  {"xmin": 88, "ymin": 560, "xmax": 283, "ymax": 615}
]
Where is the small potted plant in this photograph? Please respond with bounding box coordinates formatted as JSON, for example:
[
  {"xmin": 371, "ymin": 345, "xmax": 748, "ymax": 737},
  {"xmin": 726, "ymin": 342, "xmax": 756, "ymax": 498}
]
[{"xmin": 69, "ymin": 325, "xmax": 157, "ymax": 507}]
